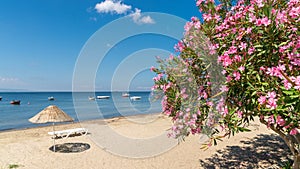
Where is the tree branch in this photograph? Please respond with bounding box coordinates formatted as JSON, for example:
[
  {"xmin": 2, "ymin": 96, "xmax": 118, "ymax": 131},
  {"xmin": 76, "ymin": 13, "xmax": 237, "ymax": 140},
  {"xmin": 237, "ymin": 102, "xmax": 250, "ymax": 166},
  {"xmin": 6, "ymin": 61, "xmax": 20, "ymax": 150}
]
[{"xmin": 259, "ymin": 118, "xmax": 297, "ymax": 155}]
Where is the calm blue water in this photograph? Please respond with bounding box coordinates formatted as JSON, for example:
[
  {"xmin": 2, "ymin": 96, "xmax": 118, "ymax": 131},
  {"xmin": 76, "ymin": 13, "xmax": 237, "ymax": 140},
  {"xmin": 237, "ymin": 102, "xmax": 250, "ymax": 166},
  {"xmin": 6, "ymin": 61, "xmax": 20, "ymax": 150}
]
[{"xmin": 0, "ymin": 92, "xmax": 162, "ymax": 131}]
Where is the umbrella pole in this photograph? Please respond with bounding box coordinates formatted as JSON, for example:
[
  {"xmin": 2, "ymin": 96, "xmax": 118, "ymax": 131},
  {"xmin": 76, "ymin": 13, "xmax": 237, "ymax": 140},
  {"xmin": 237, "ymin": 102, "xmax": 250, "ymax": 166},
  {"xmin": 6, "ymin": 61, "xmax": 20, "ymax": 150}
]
[{"xmin": 53, "ymin": 122, "xmax": 56, "ymax": 152}]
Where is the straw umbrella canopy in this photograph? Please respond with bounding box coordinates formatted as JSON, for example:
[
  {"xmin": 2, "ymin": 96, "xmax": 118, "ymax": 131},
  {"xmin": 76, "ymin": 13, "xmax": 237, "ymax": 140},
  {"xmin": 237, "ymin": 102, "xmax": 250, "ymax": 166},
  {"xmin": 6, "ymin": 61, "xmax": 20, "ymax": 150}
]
[{"xmin": 29, "ymin": 105, "xmax": 74, "ymax": 152}]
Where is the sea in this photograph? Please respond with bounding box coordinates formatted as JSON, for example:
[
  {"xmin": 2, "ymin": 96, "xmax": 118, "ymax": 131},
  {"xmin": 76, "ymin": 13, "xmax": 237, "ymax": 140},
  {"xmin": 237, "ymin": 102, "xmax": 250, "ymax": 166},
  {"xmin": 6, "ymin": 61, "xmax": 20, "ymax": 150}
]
[{"xmin": 0, "ymin": 91, "xmax": 162, "ymax": 131}]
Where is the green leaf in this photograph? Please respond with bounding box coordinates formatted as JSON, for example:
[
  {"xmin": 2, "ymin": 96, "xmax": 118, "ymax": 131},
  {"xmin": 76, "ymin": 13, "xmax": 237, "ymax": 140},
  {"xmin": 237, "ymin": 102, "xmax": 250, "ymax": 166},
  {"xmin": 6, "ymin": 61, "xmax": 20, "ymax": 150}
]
[
  {"xmin": 237, "ymin": 127, "xmax": 251, "ymax": 132},
  {"xmin": 247, "ymin": 82, "xmax": 254, "ymax": 88},
  {"xmin": 257, "ymin": 50, "xmax": 266, "ymax": 56},
  {"xmin": 254, "ymin": 44, "xmax": 263, "ymax": 48},
  {"xmin": 278, "ymin": 41, "xmax": 288, "ymax": 47},
  {"xmin": 282, "ymin": 90, "xmax": 295, "ymax": 95},
  {"xmin": 290, "ymin": 95, "xmax": 300, "ymax": 99}
]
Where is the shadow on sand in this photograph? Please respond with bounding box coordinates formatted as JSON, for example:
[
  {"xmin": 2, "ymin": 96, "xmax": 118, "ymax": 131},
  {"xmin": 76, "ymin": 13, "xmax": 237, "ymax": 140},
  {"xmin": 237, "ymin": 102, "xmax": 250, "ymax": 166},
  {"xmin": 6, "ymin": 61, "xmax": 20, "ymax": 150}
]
[
  {"xmin": 199, "ymin": 134, "xmax": 293, "ymax": 168},
  {"xmin": 49, "ymin": 143, "xmax": 90, "ymax": 153}
]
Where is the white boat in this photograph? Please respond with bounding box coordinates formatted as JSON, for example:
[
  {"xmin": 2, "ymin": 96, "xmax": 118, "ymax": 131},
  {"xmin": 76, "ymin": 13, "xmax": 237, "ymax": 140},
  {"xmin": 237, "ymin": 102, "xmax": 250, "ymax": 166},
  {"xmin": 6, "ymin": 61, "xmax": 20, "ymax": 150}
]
[
  {"xmin": 48, "ymin": 96, "xmax": 55, "ymax": 101},
  {"xmin": 122, "ymin": 93, "xmax": 130, "ymax": 97},
  {"xmin": 130, "ymin": 96, "xmax": 141, "ymax": 100},
  {"xmin": 88, "ymin": 96, "xmax": 96, "ymax": 100},
  {"xmin": 97, "ymin": 96, "xmax": 110, "ymax": 99}
]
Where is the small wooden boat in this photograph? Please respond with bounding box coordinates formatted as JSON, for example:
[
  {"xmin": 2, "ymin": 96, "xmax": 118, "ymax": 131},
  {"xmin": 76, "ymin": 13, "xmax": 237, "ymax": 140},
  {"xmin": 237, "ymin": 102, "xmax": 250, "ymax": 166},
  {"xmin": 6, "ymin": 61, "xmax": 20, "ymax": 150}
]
[
  {"xmin": 97, "ymin": 96, "xmax": 110, "ymax": 99},
  {"xmin": 130, "ymin": 96, "xmax": 141, "ymax": 101},
  {"xmin": 48, "ymin": 96, "xmax": 55, "ymax": 101},
  {"xmin": 122, "ymin": 93, "xmax": 130, "ymax": 97},
  {"xmin": 10, "ymin": 100, "xmax": 21, "ymax": 105}
]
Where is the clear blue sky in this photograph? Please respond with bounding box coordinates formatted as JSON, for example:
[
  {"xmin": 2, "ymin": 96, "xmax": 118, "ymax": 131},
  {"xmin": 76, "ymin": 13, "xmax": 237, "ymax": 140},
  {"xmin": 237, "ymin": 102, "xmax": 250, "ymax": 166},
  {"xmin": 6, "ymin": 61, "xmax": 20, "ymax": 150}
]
[{"xmin": 0, "ymin": 0, "xmax": 201, "ymax": 91}]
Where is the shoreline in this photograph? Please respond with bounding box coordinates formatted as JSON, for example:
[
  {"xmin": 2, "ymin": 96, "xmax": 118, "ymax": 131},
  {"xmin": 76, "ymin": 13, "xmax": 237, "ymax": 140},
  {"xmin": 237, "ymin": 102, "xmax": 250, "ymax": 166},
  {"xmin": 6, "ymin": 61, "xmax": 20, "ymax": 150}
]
[{"xmin": 0, "ymin": 112, "xmax": 164, "ymax": 133}]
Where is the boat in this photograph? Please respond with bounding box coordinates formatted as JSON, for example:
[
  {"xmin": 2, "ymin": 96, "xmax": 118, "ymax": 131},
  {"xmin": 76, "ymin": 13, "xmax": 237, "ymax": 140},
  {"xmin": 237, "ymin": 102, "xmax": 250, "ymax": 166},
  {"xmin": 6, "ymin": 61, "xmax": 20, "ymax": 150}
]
[
  {"xmin": 122, "ymin": 93, "xmax": 130, "ymax": 97},
  {"xmin": 97, "ymin": 96, "xmax": 110, "ymax": 99},
  {"xmin": 0, "ymin": 96, "xmax": 2, "ymax": 101},
  {"xmin": 10, "ymin": 100, "xmax": 21, "ymax": 105},
  {"xmin": 130, "ymin": 96, "xmax": 141, "ymax": 101},
  {"xmin": 88, "ymin": 96, "xmax": 96, "ymax": 100},
  {"xmin": 48, "ymin": 96, "xmax": 55, "ymax": 101}
]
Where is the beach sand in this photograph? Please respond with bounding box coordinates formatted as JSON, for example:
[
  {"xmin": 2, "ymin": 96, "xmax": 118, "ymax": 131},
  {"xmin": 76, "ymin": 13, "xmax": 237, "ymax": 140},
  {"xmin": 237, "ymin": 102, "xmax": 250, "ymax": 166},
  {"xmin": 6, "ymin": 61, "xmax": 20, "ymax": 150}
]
[{"xmin": 0, "ymin": 114, "xmax": 292, "ymax": 169}]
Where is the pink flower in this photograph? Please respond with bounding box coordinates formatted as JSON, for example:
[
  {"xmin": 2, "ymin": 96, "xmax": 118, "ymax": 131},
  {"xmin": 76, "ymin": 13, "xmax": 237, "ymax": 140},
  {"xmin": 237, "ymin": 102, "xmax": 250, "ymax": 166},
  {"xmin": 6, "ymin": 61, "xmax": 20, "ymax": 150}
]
[
  {"xmin": 289, "ymin": 7, "xmax": 300, "ymax": 19},
  {"xmin": 248, "ymin": 47, "xmax": 255, "ymax": 54},
  {"xmin": 184, "ymin": 21, "xmax": 193, "ymax": 32},
  {"xmin": 294, "ymin": 76, "xmax": 300, "ymax": 90},
  {"xmin": 290, "ymin": 128, "xmax": 298, "ymax": 135},
  {"xmin": 233, "ymin": 71, "xmax": 241, "ymax": 80},
  {"xmin": 162, "ymin": 83, "xmax": 171, "ymax": 92},
  {"xmin": 239, "ymin": 42, "xmax": 247, "ymax": 50},
  {"xmin": 223, "ymin": 56, "xmax": 232, "ymax": 67},
  {"xmin": 234, "ymin": 55, "xmax": 242, "ymax": 62},
  {"xmin": 220, "ymin": 85, "xmax": 229, "ymax": 92},
  {"xmin": 255, "ymin": 0, "xmax": 264, "ymax": 8},
  {"xmin": 266, "ymin": 98, "xmax": 277, "ymax": 110},
  {"xmin": 276, "ymin": 11, "xmax": 288, "ymax": 24},
  {"xmin": 267, "ymin": 91, "xmax": 276, "ymax": 99},
  {"xmin": 283, "ymin": 79, "xmax": 292, "ymax": 90},
  {"xmin": 197, "ymin": 110, "xmax": 201, "ymax": 115},
  {"xmin": 237, "ymin": 110, "xmax": 243, "ymax": 118},
  {"xmin": 194, "ymin": 21, "xmax": 201, "ymax": 29},
  {"xmin": 249, "ymin": 13, "xmax": 256, "ymax": 22},
  {"xmin": 150, "ymin": 66, "xmax": 155, "ymax": 71},
  {"xmin": 206, "ymin": 101, "xmax": 213, "ymax": 107},
  {"xmin": 151, "ymin": 84, "xmax": 159, "ymax": 90},
  {"xmin": 222, "ymin": 108, "xmax": 228, "ymax": 116},
  {"xmin": 255, "ymin": 19, "xmax": 263, "ymax": 26},
  {"xmin": 261, "ymin": 17, "xmax": 271, "ymax": 26},
  {"xmin": 196, "ymin": 0, "xmax": 204, "ymax": 6},
  {"xmin": 268, "ymin": 115, "xmax": 275, "ymax": 127},
  {"xmin": 258, "ymin": 96, "xmax": 266, "ymax": 104},
  {"xmin": 201, "ymin": 91, "xmax": 208, "ymax": 99},
  {"xmin": 228, "ymin": 45, "xmax": 237, "ymax": 54},
  {"xmin": 246, "ymin": 27, "xmax": 252, "ymax": 34},
  {"xmin": 203, "ymin": 13, "xmax": 212, "ymax": 21},
  {"xmin": 153, "ymin": 73, "xmax": 163, "ymax": 81},
  {"xmin": 255, "ymin": 17, "xmax": 270, "ymax": 27},
  {"xmin": 174, "ymin": 41, "xmax": 184, "ymax": 52},
  {"xmin": 238, "ymin": 66, "xmax": 245, "ymax": 72},
  {"xmin": 226, "ymin": 75, "xmax": 232, "ymax": 82},
  {"xmin": 276, "ymin": 116, "xmax": 286, "ymax": 126}
]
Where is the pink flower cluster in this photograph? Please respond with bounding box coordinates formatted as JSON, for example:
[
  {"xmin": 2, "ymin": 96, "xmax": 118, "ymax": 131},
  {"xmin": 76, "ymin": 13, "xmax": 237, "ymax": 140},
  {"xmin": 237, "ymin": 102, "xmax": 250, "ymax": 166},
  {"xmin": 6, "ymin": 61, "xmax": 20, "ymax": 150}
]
[
  {"xmin": 258, "ymin": 91, "xmax": 278, "ymax": 110},
  {"xmin": 263, "ymin": 115, "xmax": 299, "ymax": 135}
]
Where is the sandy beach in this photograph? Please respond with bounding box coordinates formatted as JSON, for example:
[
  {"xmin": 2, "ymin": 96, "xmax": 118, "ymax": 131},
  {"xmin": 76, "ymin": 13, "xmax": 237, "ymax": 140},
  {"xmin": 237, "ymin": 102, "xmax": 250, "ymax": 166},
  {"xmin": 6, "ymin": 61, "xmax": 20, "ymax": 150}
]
[{"xmin": 0, "ymin": 114, "xmax": 292, "ymax": 169}]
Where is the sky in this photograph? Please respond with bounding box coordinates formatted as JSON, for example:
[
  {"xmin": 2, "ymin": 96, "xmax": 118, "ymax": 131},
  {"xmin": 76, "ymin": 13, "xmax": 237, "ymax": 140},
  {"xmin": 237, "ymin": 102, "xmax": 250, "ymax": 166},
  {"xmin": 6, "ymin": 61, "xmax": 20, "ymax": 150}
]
[{"xmin": 0, "ymin": 0, "xmax": 201, "ymax": 91}]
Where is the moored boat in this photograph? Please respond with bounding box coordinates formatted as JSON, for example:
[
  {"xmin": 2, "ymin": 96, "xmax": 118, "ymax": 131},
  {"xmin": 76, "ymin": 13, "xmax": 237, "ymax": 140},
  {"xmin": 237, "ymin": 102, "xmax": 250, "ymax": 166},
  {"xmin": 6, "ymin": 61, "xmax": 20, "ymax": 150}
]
[
  {"xmin": 48, "ymin": 96, "xmax": 55, "ymax": 101},
  {"xmin": 122, "ymin": 93, "xmax": 130, "ymax": 97},
  {"xmin": 0, "ymin": 96, "xmax": 2, "ymax": 101},
  {"xmin": 97, "ymin": 96, "xmax": 110, "ymax": 99},
  {"xmin": 130, "ymin": 96, "xmax": 141, "ymax": 101},
  {"xmin": 88, "ymin": 96, "xmax": 96, "ymax": 100},
  {"xmin": 10, "ymin": 100, "xmax": 21, "ymax": 105}
]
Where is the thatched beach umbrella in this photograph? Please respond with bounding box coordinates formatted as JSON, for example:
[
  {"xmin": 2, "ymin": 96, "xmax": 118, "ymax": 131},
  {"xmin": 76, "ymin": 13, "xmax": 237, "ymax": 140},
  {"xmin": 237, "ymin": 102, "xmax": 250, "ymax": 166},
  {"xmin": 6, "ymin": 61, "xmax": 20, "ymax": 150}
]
[{"xmin": 29, "ymin": 105, "xmax": 73, "ymax": 152}]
